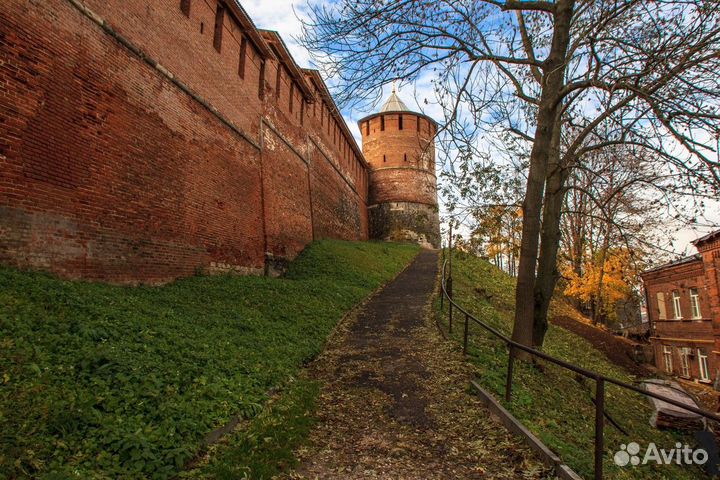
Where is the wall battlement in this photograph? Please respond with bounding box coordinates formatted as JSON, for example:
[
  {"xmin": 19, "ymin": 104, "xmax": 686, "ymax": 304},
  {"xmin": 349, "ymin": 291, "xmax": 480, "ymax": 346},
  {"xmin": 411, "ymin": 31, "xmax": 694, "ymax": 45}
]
[{"xmin": 0, "ymin": 0, "xmax": 439, "ymax": 283}]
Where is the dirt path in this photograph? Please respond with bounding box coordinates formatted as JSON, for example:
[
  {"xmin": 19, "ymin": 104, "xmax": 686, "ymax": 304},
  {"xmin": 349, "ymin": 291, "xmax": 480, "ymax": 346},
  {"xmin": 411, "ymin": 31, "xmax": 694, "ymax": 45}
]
[{"xmin": 287, "ymin": 250, "xmax": 552, "ymax": 479}]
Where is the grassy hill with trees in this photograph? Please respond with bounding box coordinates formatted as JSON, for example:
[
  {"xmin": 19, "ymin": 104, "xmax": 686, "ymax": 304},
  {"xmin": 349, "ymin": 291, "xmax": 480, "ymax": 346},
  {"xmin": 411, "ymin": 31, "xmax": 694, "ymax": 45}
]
[
  {"xmin": 0, "ymin": 240, "xmax": 418, "ymax": 479},
  {"xmin": 441, "ymin": 251, "xmax": 708, "ymax": 480}
]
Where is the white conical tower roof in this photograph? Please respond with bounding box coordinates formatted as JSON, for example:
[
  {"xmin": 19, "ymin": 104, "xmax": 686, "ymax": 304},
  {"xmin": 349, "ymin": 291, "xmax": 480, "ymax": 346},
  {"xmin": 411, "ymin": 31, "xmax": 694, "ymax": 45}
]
[{"xmin": 379, "ymin": 84, "xmax": 411, "ymax": 113}]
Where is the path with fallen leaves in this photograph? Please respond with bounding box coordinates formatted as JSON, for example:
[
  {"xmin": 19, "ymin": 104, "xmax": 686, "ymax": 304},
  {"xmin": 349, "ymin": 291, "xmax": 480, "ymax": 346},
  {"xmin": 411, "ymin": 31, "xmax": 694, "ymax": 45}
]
[{"xmin": 287, "ymin": 250, "xmax": 553, "ymax": 479}]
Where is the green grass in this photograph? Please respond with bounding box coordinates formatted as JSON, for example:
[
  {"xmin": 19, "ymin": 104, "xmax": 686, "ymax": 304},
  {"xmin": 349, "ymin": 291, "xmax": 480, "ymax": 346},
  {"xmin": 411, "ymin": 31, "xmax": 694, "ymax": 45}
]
[
  {"xmin": 0, "ymin": 240, "xmax": 419, "ymax": 479},
  {"xmin": 181, "ymin": 377, "xmax": 320, "ymax": 480},
  {"xmin": 440, "ymin": 252, "xmax": 708, "ymax": 480}
]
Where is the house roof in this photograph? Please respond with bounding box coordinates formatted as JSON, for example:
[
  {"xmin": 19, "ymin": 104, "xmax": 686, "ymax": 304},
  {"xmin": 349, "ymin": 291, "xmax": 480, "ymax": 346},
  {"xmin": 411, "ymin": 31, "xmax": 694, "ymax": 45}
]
[
  {"xmin": 692, "ymin": 229, "xmax": 720, "ymax": 248},
  {"xmin": 641, "ymin": 254, "xmax": 702, "ymax": 276}
]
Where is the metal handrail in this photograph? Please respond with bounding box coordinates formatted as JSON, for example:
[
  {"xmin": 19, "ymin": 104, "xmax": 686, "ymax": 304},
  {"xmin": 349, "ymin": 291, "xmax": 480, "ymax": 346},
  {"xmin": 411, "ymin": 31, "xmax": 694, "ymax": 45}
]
[{"xmin": 440, "ymin": 258, "xmax": 720, "ymax": 480}]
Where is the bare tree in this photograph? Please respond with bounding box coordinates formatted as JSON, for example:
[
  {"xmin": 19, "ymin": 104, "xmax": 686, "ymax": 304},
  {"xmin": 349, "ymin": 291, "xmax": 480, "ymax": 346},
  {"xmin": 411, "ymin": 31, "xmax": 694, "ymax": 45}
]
[{"xmin": 300, "ymin": 0, "xmax": 720, "ymax": 350}]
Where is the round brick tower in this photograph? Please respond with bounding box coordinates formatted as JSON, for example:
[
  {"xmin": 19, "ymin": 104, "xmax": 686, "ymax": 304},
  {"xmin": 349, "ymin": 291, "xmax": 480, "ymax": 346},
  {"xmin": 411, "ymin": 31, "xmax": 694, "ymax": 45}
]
[{"xmin": 358, "ymin": 89, "xmax": 440, "ymax": 248}]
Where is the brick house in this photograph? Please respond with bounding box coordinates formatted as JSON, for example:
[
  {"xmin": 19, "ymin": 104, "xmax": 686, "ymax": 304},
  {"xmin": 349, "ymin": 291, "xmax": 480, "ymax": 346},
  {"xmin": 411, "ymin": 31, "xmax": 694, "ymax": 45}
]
[{"xmin": 642, "ymin": 230, "xmax": 720, "ymax": 384}]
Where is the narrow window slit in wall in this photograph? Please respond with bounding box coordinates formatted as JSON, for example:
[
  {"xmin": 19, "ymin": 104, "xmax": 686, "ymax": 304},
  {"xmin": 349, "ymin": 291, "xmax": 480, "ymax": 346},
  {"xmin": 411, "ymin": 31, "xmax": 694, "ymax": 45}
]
[
  {"xmin": 180, "ymin": 0, "xmax": 191, "ymax": 17},
  {"xmin": 417, "ymin": 116, "xmax": 420, "ymax": 131},
  {"xmin": 213, "ymin": 4, "xmax": 225, "ymax": 52},
  {"xmin": 366, "ymin": 121, "xmax": 370, "ymax": 136},
  {"xmin": 258, "ymin": 61, "xmax": 265, "ymax": 99},
  {"xmin": 200, "ymin": 22, "xmax": 204, "ymax": 34},
  {"xmin": 275, "ymin": 66, "xmax": 282, "ymax": 99},
  {"xmin": 289, "ymin": 83, "xmax": 294, "ymax": 113},
  {"xmin": 381, "ymin": 116, "xmax": 385, "ymax": 131},
  {"xmin": 383, "ymin": 155, "xmax": 386, "ymax": 162},
  {"xmin": 238, "ymin": 37, "xmax": 247, "ymax": 78},
  {"xmin": 404, "ymin": 153, "xmax": 407, "ymax": 162},
  {"xmin": 399, "ymin": 115, "xmax": 403, "ymax": 130}
]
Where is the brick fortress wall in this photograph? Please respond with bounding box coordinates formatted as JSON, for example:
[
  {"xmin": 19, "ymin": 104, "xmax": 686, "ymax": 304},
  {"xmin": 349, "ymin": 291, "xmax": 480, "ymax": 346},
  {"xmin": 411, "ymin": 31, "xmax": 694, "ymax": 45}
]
[{"xmin": 0, "ymin": 0, "xmax": 369, "ymax": 283}]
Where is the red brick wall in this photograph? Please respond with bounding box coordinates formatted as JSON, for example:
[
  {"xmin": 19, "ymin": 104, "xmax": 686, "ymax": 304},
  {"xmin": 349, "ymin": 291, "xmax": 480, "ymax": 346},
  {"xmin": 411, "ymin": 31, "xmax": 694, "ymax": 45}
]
[{"xmin": 0, "ymin": 0, "xmax": 368, "ymax": 283}]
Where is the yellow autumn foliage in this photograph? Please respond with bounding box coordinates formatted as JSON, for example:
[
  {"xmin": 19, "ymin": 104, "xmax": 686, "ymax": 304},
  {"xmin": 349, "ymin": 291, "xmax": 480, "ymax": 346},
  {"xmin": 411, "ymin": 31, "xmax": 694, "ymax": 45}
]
[{"xmin": 563, "ymin": 249, "xmax": 636, "ymax": 322}]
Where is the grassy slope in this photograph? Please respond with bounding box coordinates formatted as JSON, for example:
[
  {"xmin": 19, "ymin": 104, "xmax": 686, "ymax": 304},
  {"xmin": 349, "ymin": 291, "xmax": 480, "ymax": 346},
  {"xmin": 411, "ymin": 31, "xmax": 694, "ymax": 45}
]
[
  {"xmin": 442, "ymin": 252, "xmax": 707, "ymax": 479},
  {"xmin": 0, "ymin": 240, "xmax": 418, "ymax": 479}
]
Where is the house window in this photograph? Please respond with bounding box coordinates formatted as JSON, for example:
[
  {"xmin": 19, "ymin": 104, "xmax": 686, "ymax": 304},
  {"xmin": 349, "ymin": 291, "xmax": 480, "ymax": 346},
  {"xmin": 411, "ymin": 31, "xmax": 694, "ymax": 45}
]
[
  {"xmin": 679, "ymin": 348, "xmax": 690, "ymax": 377},
  {"xmin": 690, "ymin": 288, "xmax": 702, "ymax": 319},
  {"xmin": 656, "ymin": 292, "xmax": 667, "ymax": 320},
  {"xmin": 672, "ymin": 290, "xmax": 682, "ymax": 319},
  {"xmin": 698, "ymin": 349, "xmax": 710, "ymax": 381},
  {"xmin": 213, "ymin": 3, "xmax": 225, "ymax": 52},
  {"xmin": 663, "ymin": 346, "xmax": 673, "ymax": 373},
  {"xmin": 698, "ymin": 350, "xmax": 710, "ymax": 382}
]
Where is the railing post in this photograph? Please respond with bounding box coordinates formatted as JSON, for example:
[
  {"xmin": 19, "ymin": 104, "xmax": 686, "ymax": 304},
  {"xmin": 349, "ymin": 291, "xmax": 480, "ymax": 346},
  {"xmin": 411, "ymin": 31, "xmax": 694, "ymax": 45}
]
[
  {"xmin": 440, "ymin": 259, "xmax": 444, "ymax": 310},
  {"xmin": 463, "ymin": 313, "xmax": 469, "ymax": 355},
  {"xmin": 440, "ymin": 282, "xmax": 444, "ymax": 309},
  {"xmin": 594, "ymin": 377, "xmax": 605, "ymax": 480},
  {"xmin": 447, "ymin": 223, "xmax": 453, "ymax": 300},
  {"xmin": 505, "ymin": 345, "xmax": 515, "ymax": 402}
]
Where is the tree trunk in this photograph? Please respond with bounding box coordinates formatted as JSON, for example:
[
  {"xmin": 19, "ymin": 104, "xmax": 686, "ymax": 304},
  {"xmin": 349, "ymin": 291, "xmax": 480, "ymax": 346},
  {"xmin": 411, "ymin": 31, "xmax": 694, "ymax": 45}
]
[
  {"xmin": 592, "ymin": 223, "xmax": 612, "ymax": 325},
  {"xmin": 532, "ymin": 128, "xmax": 568, "ymax": 348},
  {"xmin": 512, "ymin": 0, "xmax": 576, "ymax": 350}
]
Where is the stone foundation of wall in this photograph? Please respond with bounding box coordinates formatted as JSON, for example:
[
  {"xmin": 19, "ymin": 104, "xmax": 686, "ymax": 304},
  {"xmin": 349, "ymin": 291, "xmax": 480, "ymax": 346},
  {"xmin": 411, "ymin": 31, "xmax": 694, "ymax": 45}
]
[{"xmin": 369, "ymin": 202, "xmax": 440, "ymax": 249}]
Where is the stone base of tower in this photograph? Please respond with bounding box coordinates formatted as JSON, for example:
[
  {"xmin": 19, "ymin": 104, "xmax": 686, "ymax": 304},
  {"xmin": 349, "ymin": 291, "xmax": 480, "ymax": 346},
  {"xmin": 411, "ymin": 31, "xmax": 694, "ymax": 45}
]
[{"xmin": 368, "ymin": 202, "xmax": 440, "ymax": 248}]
